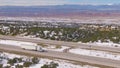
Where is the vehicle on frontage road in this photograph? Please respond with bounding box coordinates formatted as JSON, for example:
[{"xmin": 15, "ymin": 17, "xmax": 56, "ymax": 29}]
[{"xmin": 20, "ymin": 44, "xmax": 45, "ymax": 52}]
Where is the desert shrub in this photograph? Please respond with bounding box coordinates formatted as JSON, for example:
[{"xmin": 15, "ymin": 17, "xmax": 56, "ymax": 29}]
[
  {"xmin": 4, "ymin": 65, "xmax": 11, "ymax": 68},
  {"xmin": 7, "ymin": 59, "xmax": 16, "ymax": 65},
  {"xmin": 41, "ymin": 62, "xmax": 58, "ymax": 68},
  {"xmin": 0, "ymin": 64, "xmax": 3, "ymax": 68},
  {"xmin": 15, "ymin": 64, "xmax": 23, "ymax": 68},
  {"xmin": 23, "ymin": 62, "xmax": 32, "ymax": 67},
  {"xmin": 32, "ymin": 57, "xmax": 39, "ymax": 64}
]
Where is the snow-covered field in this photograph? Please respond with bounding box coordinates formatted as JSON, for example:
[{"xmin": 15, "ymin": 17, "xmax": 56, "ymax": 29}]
[
  {"xmin": 78, "ymin": 40, "xmax": 120, "ymax": 48},
  {"xmin": 0, "ymin": 52, "xmax": 99, "ymax": 68},
  {"xmin": 18, "ymin": 35, "xmax": 43, "ymax": 40},
  {"xmin": 0, "ymin": 39, "xmax": 37, "ymax": 46},
  {"xmin": 89, "ymin": 42, "xmax": 120, "ymax": 48},
  {"xmin": 69, "ymin": 48, "xmax": 120, "ymax": 60},
  {"xmin": 85, "ymin": 40, "xmax": 120, "ymax": 48},
  {"xmin": 0, "ymin": 39, "xmax": 70, "ymax": 52},
  {"xmin": 44, "ymin": 46, "xmax": 69, "ymax": 52},
  {"xmin": 20, "ymin": 36, "xmax": 120, "ymax": 48},
  {"xmin": 1, "ymin": 17, "xmax": 120, "ymax": 24}
]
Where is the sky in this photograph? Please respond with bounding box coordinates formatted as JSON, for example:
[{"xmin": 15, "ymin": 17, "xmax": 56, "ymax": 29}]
[{"xmin": 0, "ymin": 0, "xmax": 120, "ymax": 6}]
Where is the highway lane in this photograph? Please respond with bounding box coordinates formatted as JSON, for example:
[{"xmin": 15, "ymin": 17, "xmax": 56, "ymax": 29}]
[
  {"xmin": 0, "ymin": 35, "xmax": 120, "ymax": 53},
  {"xmin": 0, "ymin": 44, "xmax": 120, "ymax": 68}
]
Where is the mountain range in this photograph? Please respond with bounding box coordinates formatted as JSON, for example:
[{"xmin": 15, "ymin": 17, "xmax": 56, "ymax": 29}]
[{"xmin": 0, "ymin": 4, "xmax": 120, "ymax": 17}]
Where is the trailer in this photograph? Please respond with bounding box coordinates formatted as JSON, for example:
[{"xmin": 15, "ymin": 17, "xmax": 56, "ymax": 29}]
[{"xmin": 20, "ymin": 44, "xmax": 44, "ymax": 52}]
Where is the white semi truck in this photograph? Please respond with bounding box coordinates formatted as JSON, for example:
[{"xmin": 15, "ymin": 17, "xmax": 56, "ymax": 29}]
[{"xmin": 20, "ymin": 44, "xmax": 45, "ymax": 52}]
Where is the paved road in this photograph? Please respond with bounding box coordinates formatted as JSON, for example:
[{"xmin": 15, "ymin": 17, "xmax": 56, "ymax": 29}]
[
  {"xmin": 0, "ymin": 44, "xmax": 120, "ymax": 68},
  {"xmin": 0, "ymin": 35, "xmax": 120, "ymax": 53}
]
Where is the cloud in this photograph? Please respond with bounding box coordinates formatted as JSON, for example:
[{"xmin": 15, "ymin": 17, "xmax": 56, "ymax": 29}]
[
  {"xmin": 0, "ymin": 0, "xmax": 118, "ymax": 6},
  {"xmin": 0, "ymin": 0, "xmax": 68, "ymax": 6}
]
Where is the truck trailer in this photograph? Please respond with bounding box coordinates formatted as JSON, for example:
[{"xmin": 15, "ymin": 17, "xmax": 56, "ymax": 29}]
[{"xmin": 20, "ymin": 44, "xmax": 44, "ymax": 52}]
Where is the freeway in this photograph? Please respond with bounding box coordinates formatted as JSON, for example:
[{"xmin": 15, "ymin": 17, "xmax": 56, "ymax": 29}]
[
  {"xmin": 0, "ymin": 35, "xmax": 120, "ymax": 53},
  {"xmin": 0, "ymin": 44, "xmax": 120, "ymax": 68}
]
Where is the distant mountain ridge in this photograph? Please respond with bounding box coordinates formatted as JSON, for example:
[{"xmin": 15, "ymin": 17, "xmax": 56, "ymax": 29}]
[{"xmin": 0, "ymin": 5, "xmax": 120, "ymax": 17}]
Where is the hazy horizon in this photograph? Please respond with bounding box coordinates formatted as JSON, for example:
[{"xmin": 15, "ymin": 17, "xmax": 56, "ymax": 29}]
[{"xmin": 0, "ymin": 0, "xmax": 120, "ymax": 6}]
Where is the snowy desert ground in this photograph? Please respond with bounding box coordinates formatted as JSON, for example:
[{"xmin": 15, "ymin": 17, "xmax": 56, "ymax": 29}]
[
  {"xmin": 18, "ymin": 35, "xmax": 43, "ymax": 40},
  {"xmin": 0, "ymin": 52, "xmax": 99, "ymax": 68},
  {"xmin": 1, "ymin": 39, "xmax": 120, "ymax": 61},
  {"xmin": 20, "ymin": 36, "xmax": 120, "ymax": 48},
  {"xmin": 0, "ymin": 39, "xmax": 37, "ymax": 46},
  {"xmin": 44, "ymin": 46, "xmax": 69, "ymax": 52},
  {"xmin": 0, "ymin": 39, "xmax": 69, "ymax": 52},
  {"xmin": 69, "ymin": 48, "xmax": 120, "ymax": 60},
  {"xmin": 85, "ymin": 40, "xmax": 120, "ymax": 48},
  {"xmin": 89, "ymin": 42, "xmax": 120, "ymax": 48},
  {"xmin": 1, "ymin": 38, "xmax": 120, "ymax": 67},
  {"xmin": 41, "ymin": 44, "xmax": 70, "ymax": 52}
]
